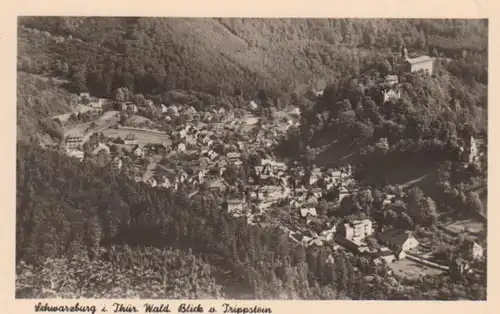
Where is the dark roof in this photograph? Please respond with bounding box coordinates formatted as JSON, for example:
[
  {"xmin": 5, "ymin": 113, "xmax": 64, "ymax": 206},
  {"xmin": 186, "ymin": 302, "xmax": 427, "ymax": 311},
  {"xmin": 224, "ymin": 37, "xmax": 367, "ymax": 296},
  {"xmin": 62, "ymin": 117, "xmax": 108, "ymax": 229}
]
[
  {"xmin": 125, "ymin": 134, "xmax": 136, "ymax": 140},
  {"xmin": 376, "ymin": 249, "xmax": 395, "ymax": 257},
  {"xmin": 376, "ymin": 229, "xmax": 413, "ymax": 247},
  {"xmin": 153, "ymin": 175, "xmax": 165, "ymax": 183},
  {"xmin": 67, "ymin": 134, "xmax": 83, "ymax": 139},
  {"xmin": 382, "ymin": 85, "xmax": 400, "ymax": 92},
  {"xmin": 463, "ymin": 237, "xmax": 482, "ymax": 248},
  {"xmin": 289, "ymin": 233, "xmax": 302, "ymax": 242}
]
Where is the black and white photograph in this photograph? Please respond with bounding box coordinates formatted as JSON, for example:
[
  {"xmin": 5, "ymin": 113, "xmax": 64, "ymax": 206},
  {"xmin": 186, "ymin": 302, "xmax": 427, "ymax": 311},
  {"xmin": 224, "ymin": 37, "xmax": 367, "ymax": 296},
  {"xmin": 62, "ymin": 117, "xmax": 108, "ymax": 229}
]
[{"xmin": 15, "ymin": 16, "xmax": 487, "ymax": 300}]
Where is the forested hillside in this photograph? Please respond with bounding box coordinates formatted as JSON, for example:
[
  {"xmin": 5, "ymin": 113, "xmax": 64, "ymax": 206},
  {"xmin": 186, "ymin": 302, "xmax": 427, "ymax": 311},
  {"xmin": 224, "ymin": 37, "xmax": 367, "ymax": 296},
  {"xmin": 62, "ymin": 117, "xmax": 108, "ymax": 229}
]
[
  {"xmin": 274, "ymin": 23, "xmax": 488, "ymax": 214},
  {"xmin": 18, "ymin": 17, "xmax": 487, "ymax": 101},
  {"xmin": 17, "ymin": 72, "xmax": 76, "ymax": 142},
  {"xmin": 16, "ymin": 246, "xmax": 224, "ymax": 299},
  {"xmin": 17, "ymin": 142, "xmax": 341, "ymax": 299},
  {"xmin": 282, "ymin": 56, "xmax": 487, "ymax": 159}
]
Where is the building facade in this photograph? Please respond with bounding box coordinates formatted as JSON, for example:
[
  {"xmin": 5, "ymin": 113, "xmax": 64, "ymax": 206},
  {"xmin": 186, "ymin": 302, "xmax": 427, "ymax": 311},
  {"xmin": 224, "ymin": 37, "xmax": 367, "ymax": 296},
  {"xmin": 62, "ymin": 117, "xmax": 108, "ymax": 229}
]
[
  {"xmin": 226, "ymin": 199, "xmax": 244, "ymax": 213},
  {"xmin": 382, "ymin": 88, "xmax": 401, "ymax": 103},
  {"xmin": 66, "ymin": 134, "xmax": 83, "ymax": 150},
  {"xmin": 398, "ymin": 46, "xmax": 433, "ymax": 76},
  {"xmin": 341, "ymin": 219, "xmax": 373, "ymax": 243},
  {"xmin": 469, "ymin": 136, "xmax": 478, "ymax": 164}
]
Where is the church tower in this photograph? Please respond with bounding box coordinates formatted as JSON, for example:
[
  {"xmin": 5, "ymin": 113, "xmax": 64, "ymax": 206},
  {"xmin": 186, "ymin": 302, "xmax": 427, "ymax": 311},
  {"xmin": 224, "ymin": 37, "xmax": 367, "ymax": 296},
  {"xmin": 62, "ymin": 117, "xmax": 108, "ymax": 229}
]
[{"xmin": 401, "ymin": 45, "xmax": 408, "ymax": 61}]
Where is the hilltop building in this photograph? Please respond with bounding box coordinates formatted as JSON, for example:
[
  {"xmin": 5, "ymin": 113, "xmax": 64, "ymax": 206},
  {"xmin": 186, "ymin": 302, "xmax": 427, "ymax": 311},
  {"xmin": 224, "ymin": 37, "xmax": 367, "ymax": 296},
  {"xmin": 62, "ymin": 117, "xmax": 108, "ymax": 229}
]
[
  {"xmin": 398, "ymin": 45, "xmax": 433, "ymax": 75},
  {"xmin": 403, "ymin": 56, "xmax": 434, "ymax": 75}
]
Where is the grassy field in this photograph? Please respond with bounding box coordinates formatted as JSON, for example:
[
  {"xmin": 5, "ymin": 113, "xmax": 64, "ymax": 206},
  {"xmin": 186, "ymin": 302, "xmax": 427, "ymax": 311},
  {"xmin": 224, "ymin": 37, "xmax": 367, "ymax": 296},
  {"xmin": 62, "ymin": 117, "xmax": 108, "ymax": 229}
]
[
  {"xmin": 124, "ymin": 115, "xmax": 155, "ymax": 127},
  {"xmin": 64, "ymin": 111, "xmax": 119, "ymax": 136},
  {"xmin": 389, "ymin": 259, "xmax": 444, "ymax": 281}
]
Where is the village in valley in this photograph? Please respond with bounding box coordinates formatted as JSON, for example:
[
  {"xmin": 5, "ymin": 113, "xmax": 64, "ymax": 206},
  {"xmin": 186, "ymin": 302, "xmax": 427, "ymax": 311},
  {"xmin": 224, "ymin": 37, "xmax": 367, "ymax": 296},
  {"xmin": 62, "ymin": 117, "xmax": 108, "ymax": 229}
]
[{"xmin": 46, "ymin": 46, "xmax": 486, "ymax": 288}]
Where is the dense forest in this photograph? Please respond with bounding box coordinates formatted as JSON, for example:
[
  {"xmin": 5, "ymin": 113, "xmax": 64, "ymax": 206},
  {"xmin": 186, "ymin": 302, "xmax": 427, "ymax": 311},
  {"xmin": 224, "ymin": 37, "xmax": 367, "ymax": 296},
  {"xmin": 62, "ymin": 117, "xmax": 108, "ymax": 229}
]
[
  {"xmin": 17, "ymin": 72, "xmax": 78, "ymax": 142},
  {"xmin": 280, "ymin": 56, "xmax": 487, "ymax": 163},
  {"xmin": 16, "ymin": 246, "xmax": 224, "ymax": 299},
  {"xmin": 16, "ymin": 18, "xmax": 488, "ymax": 300},
  {"xmin": 17, "ymin": 17, "xmax": 487, "ymax": 100}
]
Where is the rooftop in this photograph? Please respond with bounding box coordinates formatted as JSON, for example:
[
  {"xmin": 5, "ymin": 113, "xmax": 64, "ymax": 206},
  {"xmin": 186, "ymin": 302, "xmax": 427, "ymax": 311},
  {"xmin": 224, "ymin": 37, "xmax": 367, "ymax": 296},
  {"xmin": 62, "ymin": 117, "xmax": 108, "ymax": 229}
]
[
  {"xmin": 67, "ymin": 134, "xmax": 83, "ymax": 139},
  {"xmin": 227, "ymin": 199, "xmax": 243, "ymax": 204},
  {"xmin": 350, "ymin": 219, "xmax": 371, "ymax": 226},
  {"xmin": 406, "ymin": 55, "xmax": 432, "ymax": 65},
  {"xmin": 300, "ymin": 207, "xmax": 317, "ymax": 217},
  {"xmin": 376, "ymin": 229, "xmax": 414, "ymax": 246}
]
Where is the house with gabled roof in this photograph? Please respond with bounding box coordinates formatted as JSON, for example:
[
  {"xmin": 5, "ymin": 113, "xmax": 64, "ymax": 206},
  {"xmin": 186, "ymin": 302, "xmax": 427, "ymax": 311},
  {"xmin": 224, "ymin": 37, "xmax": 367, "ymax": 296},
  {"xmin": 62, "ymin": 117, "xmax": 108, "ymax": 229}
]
[
  {"xmin": 110, "ymin": 156, "xmax": 122, "ymax": 171},
  {"xmin": 373, "ymin": 247, "xmax": 397, "ymax": 264},
  {"xmin": 338, "ymin": 186, "xmax": 350, "ymax": 202},
  {"xmin": 248, "ymin": 101, "xmax": 259, "ymax": 111},
  {"xmin": 155, "ymin": 175, "xmax": 172, "ymax": 189},
  {"xmin": 376, "ymin": 229, "xmax": 419, "ymax": 253},
  {"xmin": 382, "ymin": 85, "xmax": 401, "ymax": 103},
  {"xmin": 158, "ymin": 103, "xmax": 168, "ymax": 113},
  {"xmin": 176, "ymin": 142, "xmax": 186, "ymax": 152},
  {"xmin": 226, "ymin": 198, "xmax": 245, "ymax": 213},
  {"xmin": 227, "ymin": 152, "xmax": 241, "ymax": 160},
  {"xmin": 308, "ymin": 238, "xmax": 324, "ymax": 247},
  {"xmin": 300, "ymin": 207, "xmax": 317, "ymax": 218},
  {"xmin": 306, "ymin": 194, "xmax": 319, "ymax": 206},
  {"xmin": 92, "ymin": 143, "xmax": 110, "ymax": 156},
  {"xmin": 66, "ymin": 133, "xmax": 83, "ymax": 150},
  {"xmin": 124, "ymin": 134, "xmax": 138, "ymax": 145},
  {"xmin": 66, "ymin": 149, "xmax": 85, "ymax": 162},
  {"xmin": 208, "ymin": 179, "xmax": 226, "ymax": 193},
  {"xmin": 144, "ymin": 176, "xmax": 157, "ymax": 187},
  {"xmin": 462, "ymin": 239, "xmax": 484, "ymax": 260},
  {"xmin": 80, "ymin": 92, "xmax": 90, "ymax": 100},
  {"xmin": 311, "ymin": 188, "xmax": 323, "ymax": 198},
  {"xmin": 132, "ymin": 144, "xmax": 145, "ymax": 157}
]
